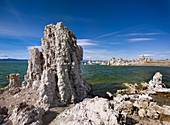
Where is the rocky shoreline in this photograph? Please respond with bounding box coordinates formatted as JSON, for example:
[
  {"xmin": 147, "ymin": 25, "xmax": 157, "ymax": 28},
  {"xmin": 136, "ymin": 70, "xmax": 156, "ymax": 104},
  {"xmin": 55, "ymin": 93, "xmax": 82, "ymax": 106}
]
[
  {"xmin": 48, "ymin": 72, "xmax": 170, "ymax": 125},
  {"xmin": 0, "ymin": 22, "xmax": 170, "ymax": 125},
  {"xmin": 84, "ymin": 57, "xmax": 170, "ymax": 66}
]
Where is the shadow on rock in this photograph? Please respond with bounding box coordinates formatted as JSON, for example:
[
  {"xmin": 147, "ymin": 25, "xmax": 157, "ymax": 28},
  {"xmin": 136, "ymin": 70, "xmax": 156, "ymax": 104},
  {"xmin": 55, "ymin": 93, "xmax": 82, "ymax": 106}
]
[{"xmin": 42, "ymin": 110, "xmax": 58, "ymax": 125}]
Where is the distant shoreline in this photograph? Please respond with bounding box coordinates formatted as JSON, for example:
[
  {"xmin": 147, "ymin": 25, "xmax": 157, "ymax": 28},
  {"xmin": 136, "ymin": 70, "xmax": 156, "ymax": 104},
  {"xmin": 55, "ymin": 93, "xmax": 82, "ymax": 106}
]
[
  {"xmin": 0, "ymin": 59, "xmax": 28, "ymax": 62},
  {"xmin": 129, "ymin": 61, "xmax": 170, "ymax": 67},
  {"xmin": 83, "ymin": 59, "xmax": 170, "ymax": 67}
]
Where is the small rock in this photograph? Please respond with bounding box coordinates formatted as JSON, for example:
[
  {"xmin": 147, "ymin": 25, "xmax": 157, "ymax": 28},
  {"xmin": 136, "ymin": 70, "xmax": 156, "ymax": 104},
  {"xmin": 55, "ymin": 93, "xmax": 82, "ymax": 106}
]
[{"xmin": 138, "ymin": 109, "xmax": 146, "ymax": 118}]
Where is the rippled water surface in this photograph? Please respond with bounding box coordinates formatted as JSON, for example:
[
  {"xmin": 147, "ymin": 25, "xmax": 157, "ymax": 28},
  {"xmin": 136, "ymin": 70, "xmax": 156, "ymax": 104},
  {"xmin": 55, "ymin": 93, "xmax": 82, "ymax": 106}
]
[
  {"xmin": 0, "ymin": 62, "xmax": 170, "ymax": 95},
  {"xmin": 81, "ymin": 65, "xmax": 170, "ymax": 95}
]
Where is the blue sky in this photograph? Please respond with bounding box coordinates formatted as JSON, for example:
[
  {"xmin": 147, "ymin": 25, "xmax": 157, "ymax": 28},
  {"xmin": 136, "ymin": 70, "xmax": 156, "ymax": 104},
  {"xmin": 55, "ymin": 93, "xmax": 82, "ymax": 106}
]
[{"xmin": 0, "ymin": 0, "xmax": 170, "ymax": 60}]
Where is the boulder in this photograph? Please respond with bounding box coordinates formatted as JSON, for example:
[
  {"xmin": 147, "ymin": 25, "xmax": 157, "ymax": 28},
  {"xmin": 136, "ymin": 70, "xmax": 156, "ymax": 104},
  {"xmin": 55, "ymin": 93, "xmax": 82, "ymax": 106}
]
[{"xmin": 50, "ymin": 97, "xmax": 126, "ymax": 125}]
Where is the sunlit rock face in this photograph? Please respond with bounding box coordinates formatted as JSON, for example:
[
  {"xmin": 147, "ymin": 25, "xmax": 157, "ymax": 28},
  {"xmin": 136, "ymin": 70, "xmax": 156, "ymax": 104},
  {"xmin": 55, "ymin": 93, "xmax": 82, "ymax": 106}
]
[
  {"xmin": 149, "ymin": 72, "xmax": 165, "ymax": 89},
  {"xmin": 50, "ymin": 97, "xmax": 126, "ymax": 125},
  {"xmin": 22, "ymin": 48, "xmax": 43, "ymax": 88},
  {"xmin": 23, "ymin": 22, "xmax": 91, "ymax": 108}
]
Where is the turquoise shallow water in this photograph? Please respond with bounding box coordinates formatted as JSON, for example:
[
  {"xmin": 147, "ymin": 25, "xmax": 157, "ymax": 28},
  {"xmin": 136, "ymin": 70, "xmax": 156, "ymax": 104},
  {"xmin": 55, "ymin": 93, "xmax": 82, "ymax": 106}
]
[{"xmin": 0, "ymin": 61, "xmax": 170, "ymax": 95}]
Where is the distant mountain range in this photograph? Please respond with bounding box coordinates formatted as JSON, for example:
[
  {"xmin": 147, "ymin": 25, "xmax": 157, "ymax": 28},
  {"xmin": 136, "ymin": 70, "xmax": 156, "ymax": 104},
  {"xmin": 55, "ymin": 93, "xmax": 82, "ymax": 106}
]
[{"xmin": 0, "ymin": 58, "xmax": 28, "ymax": 62}]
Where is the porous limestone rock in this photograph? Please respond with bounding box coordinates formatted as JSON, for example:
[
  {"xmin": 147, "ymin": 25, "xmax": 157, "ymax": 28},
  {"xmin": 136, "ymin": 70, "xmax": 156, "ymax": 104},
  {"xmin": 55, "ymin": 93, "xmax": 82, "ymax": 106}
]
[
  {"xmin": 8, "ymin": 73, "xmax": 20, "ymax": 88},
  {"xmin": 107, "ymin": 55, "xmax": 153, "ymax": 66},
  {"xmin": 22, "ymin": 48, "xmax": 43, "ymax": 88},
  {"xmin": 123, "ymin": 83, "xmax": 138, "ymax": 94},
  {"xmin": 50, "ymin": 97, "xmax": 126, "ymax": 125},
  {"xmin": 9, "ymin": 102, "xmax": 44, "ymax": 125},
  {"xmin": 148, "ymin": 72, "xmax": 166, "ymax": 91},
  {"xmin": 38, "ymin": 69, "xmax": 57, "ymax": 109},
  {"xmin": 23, "ymin": 22, "xmax": 91, "ymax": 109},
  {"xmin": 3, "ymin": 73, "xmax": 22, "ymax": 95},
  {"xmin": 113, "ymin": 72, "xmax": 170, "ymax": 124},
  {"xmin": 138, "ymin": 109, "xmax": 146, "ymax": 118},
  {"xmin": 118, "ymin": 72, "xmax": 170, "ymax": 95}
]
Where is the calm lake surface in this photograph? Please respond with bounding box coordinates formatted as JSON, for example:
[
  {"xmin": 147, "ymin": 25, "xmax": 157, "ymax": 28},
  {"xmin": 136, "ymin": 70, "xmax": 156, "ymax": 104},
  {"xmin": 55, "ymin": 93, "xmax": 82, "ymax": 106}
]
[{"xmin": 0, "ymin": 61, "xmax": 170, "ymax": 95}]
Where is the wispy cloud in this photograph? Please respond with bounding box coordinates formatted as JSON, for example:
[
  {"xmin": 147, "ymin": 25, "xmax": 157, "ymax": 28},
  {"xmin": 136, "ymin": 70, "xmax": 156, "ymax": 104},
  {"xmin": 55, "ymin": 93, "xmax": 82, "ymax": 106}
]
[
  {"xmin": 94, "ymin": 25, "xmax": 157, "ymax": 40},
  {"xmin": 95, "ymin": 32, "xmax": 119, "ymax": 39},
  {"xmin": 139, "ymin": 54, "xmax": 155, "ymax": 57},
  {"xmin": 83, "ymin": 49, "xmax": 113, "ymax": 60},
  {"xmin": 0, "ymin": 28, "xmax": 22, "ymax": 37},
  {"xmin": 118, "ymin": 32, "xmax": 161, "ymax": 37},
  {"xmin": 0, "ymin": 50, "xmax": 29, "ymax": 59},
  {"xmin": 165, "ymin": 51, "xmax": 170, "ymax": 54},
  {"xmin": 27, "ymin": 46, "xmax": 41, "ymax": 51},
  {"xmin": 139, "ymin": 51, "xmax": 170, "ymax": 59},
  {"xmin": 128, "ymin": 38, "xmax": 155, "ymax": 42},
  {"xmin": 77, "ymin": 39, "xmax": 98, "ymax": 46},
  {"xmin": 83, "ymin": 49, "xmax": 130, "ymax": 60},
  {"xmin": 159, "ymin": 55, "xmax": 167, "ymax": 58},
  {"xmin": 94, "ymin": 24, "xmax": 163, "ymax": 40}
]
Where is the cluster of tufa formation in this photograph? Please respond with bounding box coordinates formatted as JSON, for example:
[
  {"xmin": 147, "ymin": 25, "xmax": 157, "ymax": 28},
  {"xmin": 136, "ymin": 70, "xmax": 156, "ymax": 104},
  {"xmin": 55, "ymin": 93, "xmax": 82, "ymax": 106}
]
[
  {"xmin": 1, "ymin": 22, "xmax": 170, "ymax": 125},
  {"xmin": 119, "ymin": 72, "xmax": 167, "ymax": 94},
  {"xmin": 84, "ymin": 55, "xmax": 154, "ymax": 66},
  {"xmin": 115, "ymin": 72, "xmax": 170, "ymax": 125},
  {"xmin": 51, "ymin": 72, "xmax": 170, "ymax": 125},
  {"xmin": 22, "ymin": 22, "xmax": 91, "ymax": 108},
  {"xmin": 107, "ymin": 55, "xmax": 153, "ymax": 66},
  {"xmin": 0, "ymin": 22, "xmax": 91, "ymax": 125},
  {"xmin": 50, "ymin": 96, "xmax": 126, "ymax": 125}
]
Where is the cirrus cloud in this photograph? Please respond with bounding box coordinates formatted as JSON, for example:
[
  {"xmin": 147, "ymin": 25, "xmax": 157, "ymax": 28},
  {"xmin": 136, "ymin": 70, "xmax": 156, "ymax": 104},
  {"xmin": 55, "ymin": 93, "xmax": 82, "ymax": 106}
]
[
  {"xmin": 139, "ymin": 54, "xmax": 155, "ymax": 57},
  {"xmin": 77, "ymin": 39, "xmax": 98, "ymax": 46},
  {"xmin": 128, "ymin": 38, "xmax": 155, "ymax": 42}
]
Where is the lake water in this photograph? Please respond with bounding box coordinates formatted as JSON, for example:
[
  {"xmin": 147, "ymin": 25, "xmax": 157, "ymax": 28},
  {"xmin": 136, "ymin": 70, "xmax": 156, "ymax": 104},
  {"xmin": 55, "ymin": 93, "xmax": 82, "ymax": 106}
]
[
  {"xmin": 0, "ymin": 62, "xmax": 28, "ymax": 85},
  {"xmin": 82, "ymin": 65, "xmax": 170, "ymax": 95},
  {"xmin": 0, "ymin": 61, "xmax": 170, "ymax": 95}
]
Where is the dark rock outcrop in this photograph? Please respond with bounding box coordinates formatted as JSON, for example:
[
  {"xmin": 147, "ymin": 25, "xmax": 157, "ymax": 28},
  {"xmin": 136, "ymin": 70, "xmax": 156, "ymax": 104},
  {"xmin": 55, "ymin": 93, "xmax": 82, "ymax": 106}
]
[{"xmin": 0, "ymin": 106, "xmax": 9, "ymax": 125}]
